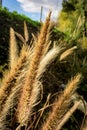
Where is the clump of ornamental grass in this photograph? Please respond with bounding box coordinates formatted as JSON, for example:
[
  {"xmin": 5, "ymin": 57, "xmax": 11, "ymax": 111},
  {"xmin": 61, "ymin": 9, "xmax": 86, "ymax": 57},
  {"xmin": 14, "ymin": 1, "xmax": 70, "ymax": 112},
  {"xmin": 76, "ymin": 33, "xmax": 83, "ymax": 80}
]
[{"xmin": 0, "ymin": 12, "xmax": 86, "ymax": 130}]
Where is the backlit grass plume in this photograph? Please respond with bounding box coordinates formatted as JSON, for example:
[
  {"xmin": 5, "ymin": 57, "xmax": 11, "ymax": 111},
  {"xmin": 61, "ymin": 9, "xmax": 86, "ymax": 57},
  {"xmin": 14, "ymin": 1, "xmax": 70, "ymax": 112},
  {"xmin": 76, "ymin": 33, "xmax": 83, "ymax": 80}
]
[
  {"xmin": 17, "ymin": 11, "xmax": 52, "ymax": 126},
  {"xmin": 24, "ymin": 21, "xmax": 29, "ymax": 43},
  {"xmin": 59, "ymin": 46, "xmax": 77, "ymax": 61},
  {"xmin": 9, "ymin": 27, "xmax": 19, "ymax": 69}
]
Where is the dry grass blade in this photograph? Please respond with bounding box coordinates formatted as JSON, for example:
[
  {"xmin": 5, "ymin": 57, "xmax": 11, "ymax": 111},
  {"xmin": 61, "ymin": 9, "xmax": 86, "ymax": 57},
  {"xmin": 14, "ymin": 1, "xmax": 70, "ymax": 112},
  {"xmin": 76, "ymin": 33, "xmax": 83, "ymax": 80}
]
[
  {"xmin": 24, "ymin": 21, "xmax": 29, "ymax": 42},
  {"xmin": 56, "ymin": 100, "xmax": 81, "ymax": 130},
  {"xmin": 72, "ymin": 93, "xmax": 87, "ymax": 115},
  {"xmin": 59, "ymin": 46, "xmax": 77, "ymax": 61},
  {"xmin": 10, "ymin": 27, "xmax": 19, "ymax": 69},
  {"xmin": 82, "ymin": 116, "xmax": 87, "ymax": 130},
  {"xmin": 17, "ymin": 11, "xmax": 52, "ymax": 125},
  {"xmin": 35, "ymin": 94, "xmax": 51, "ymax": 129},
  {"xmin": 41, "ymin": 73, "xmax": 81, "ymax": 130}
]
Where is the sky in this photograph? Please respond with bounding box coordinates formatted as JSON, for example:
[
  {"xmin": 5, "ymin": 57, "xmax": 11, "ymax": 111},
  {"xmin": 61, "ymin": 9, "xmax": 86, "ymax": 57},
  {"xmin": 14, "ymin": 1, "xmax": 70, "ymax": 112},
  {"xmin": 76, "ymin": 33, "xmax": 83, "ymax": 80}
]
[{"xmin": 3, "ymin": 0, "xmax": 63, "ymax": 22}]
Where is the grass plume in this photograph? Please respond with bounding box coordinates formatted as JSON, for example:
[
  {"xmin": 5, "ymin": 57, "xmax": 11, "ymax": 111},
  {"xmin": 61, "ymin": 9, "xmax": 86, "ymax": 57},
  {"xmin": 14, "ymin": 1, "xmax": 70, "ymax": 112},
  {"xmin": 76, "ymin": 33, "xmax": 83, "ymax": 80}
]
[
  {"xmin": 59, "ymin": 46, "xmax": 77, "ymax": 61},
  {"xmin": 17, "ymin": 12, "xmax": 52, "ymax": 125},
  {"xmin": 24, "ymin": 21, "xmax": 29, "ymax": 42},
  {"xmin": 9, "ymin": 27, "xmax": 19, "ymax": 69},
  {"xmin": 37, "ymin": 46, "xmax": 61, "ymax": 79},
  {"xmin": 41, "ymin": 73, "xmax": 81, "ymax": 130}
]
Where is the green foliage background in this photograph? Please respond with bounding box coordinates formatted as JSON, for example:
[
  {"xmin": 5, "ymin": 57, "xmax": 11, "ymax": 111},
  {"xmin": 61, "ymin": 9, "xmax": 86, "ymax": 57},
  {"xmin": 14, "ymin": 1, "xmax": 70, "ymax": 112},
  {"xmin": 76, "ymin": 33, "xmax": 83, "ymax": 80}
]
[{"xmin": 0, "ymin": 7, "xmax": 40, "ymax": 65}]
